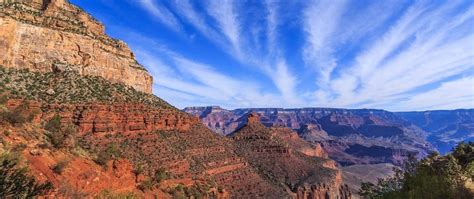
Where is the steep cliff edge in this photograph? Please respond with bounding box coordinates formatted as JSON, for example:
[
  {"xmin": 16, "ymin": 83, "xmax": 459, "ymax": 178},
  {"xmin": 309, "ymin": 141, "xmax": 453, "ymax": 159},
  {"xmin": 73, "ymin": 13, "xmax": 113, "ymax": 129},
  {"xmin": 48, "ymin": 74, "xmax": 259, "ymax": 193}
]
[{"xmin": 0, "ymin": 0, "xmax": 152, "ymax": 93}]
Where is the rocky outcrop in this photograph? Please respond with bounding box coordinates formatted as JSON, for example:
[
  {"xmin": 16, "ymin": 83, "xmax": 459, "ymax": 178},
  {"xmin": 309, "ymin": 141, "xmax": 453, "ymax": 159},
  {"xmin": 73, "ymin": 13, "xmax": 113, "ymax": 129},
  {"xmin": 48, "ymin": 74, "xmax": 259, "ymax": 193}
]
[
  {"xmin": 0, "ymin": 0, "xmax": 152, "ymax": 93},
  {"xmin": 230, "ymin": 113, "xmax": 351, "ymax": 199}
]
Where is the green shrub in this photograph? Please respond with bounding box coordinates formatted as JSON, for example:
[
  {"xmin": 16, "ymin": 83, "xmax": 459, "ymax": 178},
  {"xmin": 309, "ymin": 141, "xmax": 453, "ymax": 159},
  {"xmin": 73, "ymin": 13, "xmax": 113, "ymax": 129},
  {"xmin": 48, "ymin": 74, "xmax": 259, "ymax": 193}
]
[
  {"xmin": 49, "ymin": 124, "xmax": 76, "ymax": 149},
  {"xmin": 0, "ymin": 100, "xmax": 34, "ymax": 126},
  {"xmin": 12, "ymin": 143, "xmax": 27, "ymax": 152},
  {"xmin": 0, "ymin": 95, "xmax": 8, "ymax": 104},
  {"xmin": 0, "ymin": 152, "xmax": 52, "ymax": 197},
  {"xmin": 52, "ymin": 160, "xmax": 68, "ymax": 174},
  {"xmin": 138, "ymin": 179, "xmax": 154, "ymax": 191},
  {"xmin": 95, "ymin": 143, "xmax": 121, "ymax": 166},
  {"xmin": 44, "ymin": 114, "xmax": 61, "ymax": 133},
  {"xmin": 154, "ymin": 167, "xmax": 168, "ymax": 184},
  {"xmin": 95, "ymin": 189, "xmax": 137, "ymax": 199},
  {"xmin": 1, "ymin": 110, "xmax": 27, "ymax": 126},
  {"xmin": 45, "ymin": 115, "xmax": 77, "ymax": 149},
  {"xmin": 359, "ymin": 142, "xmax": 474, "ymax": 199},
  {"xmin": 175, "ymin": 184, "xmax": 184, "ymax": 192},
  {"xmin": 133, "ymin": 163, "xmax": 145, "ymax": 176}
]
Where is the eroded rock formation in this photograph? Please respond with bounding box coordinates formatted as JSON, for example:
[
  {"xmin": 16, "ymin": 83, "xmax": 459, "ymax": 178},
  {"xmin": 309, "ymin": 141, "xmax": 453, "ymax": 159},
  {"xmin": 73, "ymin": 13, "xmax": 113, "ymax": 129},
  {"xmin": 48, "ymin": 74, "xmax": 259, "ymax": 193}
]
[
  {"xmin": 0, "ymin": 0, "xmax": 152, "ymax": 93},
  {"xmin": 230, "ymin": 113, "xmax": 351, "ymax": 198}
]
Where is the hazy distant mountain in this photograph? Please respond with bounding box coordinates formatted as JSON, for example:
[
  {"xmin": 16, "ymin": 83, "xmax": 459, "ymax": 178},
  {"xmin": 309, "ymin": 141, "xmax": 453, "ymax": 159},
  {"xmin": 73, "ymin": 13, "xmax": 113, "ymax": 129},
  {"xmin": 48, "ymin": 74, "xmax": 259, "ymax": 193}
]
[{"xmin": 396, "ymin": 109, "xmax": 474, "ymax": 154}]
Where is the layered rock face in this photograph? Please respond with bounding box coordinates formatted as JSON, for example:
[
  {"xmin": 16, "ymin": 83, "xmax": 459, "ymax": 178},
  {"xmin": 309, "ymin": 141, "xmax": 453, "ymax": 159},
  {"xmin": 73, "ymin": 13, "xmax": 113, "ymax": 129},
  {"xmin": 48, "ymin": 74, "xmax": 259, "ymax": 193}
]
[
  {"xmin": 6, "ymin": 100, "xmax": 199, "ymax": 135},
  {"xmin": 230, "ymin": 113, "xmax": 351, "ymax": 198},
  {"xmin": 0, "ymin": 0, "xmax": 152, "ymax": 93},
  {"xmin": 3, "ymin": 97, "xmax": 281, "ymax": 198},
  {"xmin": 184, "ymin": 107, "xmax": 435, "ymax": 166}
]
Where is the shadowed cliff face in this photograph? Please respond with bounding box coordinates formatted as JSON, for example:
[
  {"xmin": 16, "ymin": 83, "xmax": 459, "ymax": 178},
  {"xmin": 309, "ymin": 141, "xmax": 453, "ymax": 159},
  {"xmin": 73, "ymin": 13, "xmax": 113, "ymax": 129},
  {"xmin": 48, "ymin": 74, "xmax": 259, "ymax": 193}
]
[
  {"xmin": 0, "ymin": 0, "xmax": 153, "ymax": 93},
  {"xmin": 184, "ymin": 107, "xmax": 435, "ymax": 166}
]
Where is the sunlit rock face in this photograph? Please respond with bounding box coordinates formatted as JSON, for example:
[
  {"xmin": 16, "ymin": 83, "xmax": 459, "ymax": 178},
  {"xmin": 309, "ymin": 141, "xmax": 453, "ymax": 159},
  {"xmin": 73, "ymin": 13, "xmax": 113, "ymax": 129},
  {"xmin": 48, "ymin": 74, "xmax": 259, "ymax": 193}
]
[{"xmin": 0, "ymin": 0, "xmax": 153, "ymax": 93}]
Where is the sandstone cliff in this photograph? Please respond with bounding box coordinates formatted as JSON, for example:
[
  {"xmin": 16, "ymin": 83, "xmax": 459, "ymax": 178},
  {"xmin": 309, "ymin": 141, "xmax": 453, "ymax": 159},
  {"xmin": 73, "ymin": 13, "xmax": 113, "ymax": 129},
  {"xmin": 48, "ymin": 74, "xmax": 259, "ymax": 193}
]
[{"xmin": 0, "ymin": 0, "xmax": 152, "ymax": 93}]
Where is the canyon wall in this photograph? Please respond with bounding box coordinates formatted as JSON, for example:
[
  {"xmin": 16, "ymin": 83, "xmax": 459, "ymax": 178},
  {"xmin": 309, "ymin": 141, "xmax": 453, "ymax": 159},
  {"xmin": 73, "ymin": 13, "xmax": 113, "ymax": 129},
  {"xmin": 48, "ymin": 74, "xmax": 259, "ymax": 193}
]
[{"xmin": 0, "ymin": 0, "xmax": 153, "ymax": 93}]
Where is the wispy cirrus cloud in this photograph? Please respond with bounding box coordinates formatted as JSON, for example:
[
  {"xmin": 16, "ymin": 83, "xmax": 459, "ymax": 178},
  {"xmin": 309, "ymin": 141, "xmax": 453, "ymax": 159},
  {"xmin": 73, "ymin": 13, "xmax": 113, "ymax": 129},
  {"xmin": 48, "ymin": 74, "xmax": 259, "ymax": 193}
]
[
  {"xmin": 303, "ymin": 0, "xmax": 347, "ymax": 86},
  {"xmin": 316, "ymin": 1, "xmax": 474, "ymax": 110},
  {"xmin": 205, "ymin": 0, "xmax": 242, "ymax": 56},
  {"xmin": 123, "ymin": 31, "xmax": 282, "ymax": 108},
  {"xmin": 138, "ymin": 0, "xmax": 182, "ymax": 32},
  {"xmin": 396, "ymin": 76, "xmax": 474, "ymax": 111},
  {"xmin": 171, "ymin": 0, "xmax": 223, "ymax": 44}
]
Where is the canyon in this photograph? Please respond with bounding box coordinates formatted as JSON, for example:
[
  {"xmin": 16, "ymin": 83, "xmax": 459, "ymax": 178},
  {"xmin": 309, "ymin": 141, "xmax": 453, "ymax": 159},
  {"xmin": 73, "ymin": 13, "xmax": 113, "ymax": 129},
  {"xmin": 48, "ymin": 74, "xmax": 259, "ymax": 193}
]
[
  {"xmin": 185, "ymin": 107, "xmax": 474, "ymax": 157},
  {"xmin": 0, "ymin": 68, "xmax": 353, "ymax": 198},
  {"xmin": 0, "ymin": 0, "xmax": 353, "ymax": 198},
  {"xmin": 184, "ymin": 106, "xmax": 473, "ymax": 193},
  {"xmin": 1, "ymin": 0, "xmax": 471, "ymax": 198},
  {"xmin": 184, "ymin": 106, "xmax": 439, "ymax": 166}
]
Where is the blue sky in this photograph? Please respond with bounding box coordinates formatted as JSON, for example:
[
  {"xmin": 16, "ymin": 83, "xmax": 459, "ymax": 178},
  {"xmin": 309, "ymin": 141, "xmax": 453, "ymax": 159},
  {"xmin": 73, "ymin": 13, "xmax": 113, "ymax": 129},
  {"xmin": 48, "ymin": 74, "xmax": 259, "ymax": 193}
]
[{"xmin": 70, "ymin": 0, "xmax": 474, "ymax": 111}]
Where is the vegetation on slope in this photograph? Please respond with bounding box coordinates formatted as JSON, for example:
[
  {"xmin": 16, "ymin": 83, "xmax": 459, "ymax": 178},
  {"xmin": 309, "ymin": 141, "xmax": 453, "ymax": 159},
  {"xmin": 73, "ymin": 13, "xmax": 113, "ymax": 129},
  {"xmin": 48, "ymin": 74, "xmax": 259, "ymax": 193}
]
[
  {"xmin": 359, "ymin": 142, "xmax": 473, "ymax": 199},
  {"xmin": 0, "ymin": 66, "xmax": 173, "ymax": 109},
  {"xmin": 0, "ymin": 152, "xmax": 52, "ymax": 197}
]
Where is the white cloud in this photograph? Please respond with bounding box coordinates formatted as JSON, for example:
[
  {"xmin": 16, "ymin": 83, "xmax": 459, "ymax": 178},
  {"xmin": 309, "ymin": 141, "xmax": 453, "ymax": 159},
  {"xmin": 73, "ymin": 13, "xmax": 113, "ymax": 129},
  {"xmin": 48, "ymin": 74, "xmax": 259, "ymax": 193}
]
[
  {"xmin": 313, "ymin": 1, "xmax": 474, "ymax": 111},
  {"xmin": 133, "ymin": 46, "xmax": 285, "ymax": 108},
  {"xmin": 205, "ymin": 0, "xmax": 241, "ymax": 55},
  {"xmin": 271, "ymin": 60, "xmax": 301, "ymax": 105},
  {"xmin": 265, "ymin": 0, "xmax": 278, "ymax": 54},
  {"xmin": 303, "ymin": 0, "xmax": 347, "ymax": 86},
  {"xmin": 171, "ymin": 0, "xmax": 223, "ymax": 44},
  {"xmin": 396, "ymin": 77, "xmax": 474, "ymax": 111},
  {"xmin": 138, "ymin": 0, "xmax": 182, "ymax": 32}
]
